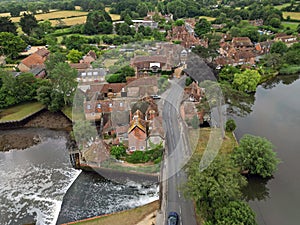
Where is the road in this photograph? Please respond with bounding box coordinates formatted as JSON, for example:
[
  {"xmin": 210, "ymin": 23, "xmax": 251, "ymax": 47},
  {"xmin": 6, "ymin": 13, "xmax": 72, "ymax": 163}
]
[{"xmin": 161, "ymin": 77, "xmax": 197, "ymax": 225}]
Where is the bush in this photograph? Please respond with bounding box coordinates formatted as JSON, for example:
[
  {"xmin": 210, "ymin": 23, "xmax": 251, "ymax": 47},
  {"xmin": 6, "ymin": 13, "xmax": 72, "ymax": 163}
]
[{"xmin": 226, "ymin": 119, "xmax": 237, "ymax": 132}]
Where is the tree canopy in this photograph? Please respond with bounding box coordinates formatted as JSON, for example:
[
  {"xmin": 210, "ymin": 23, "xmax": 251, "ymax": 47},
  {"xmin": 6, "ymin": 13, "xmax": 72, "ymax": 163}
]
[
  {"xmin": 185, "ymin": 155, "xmax": 247, "ymax": 221},
  {"xmin": 232, "ymin": 134, "xmax": 280, "ymax": 178},
  {"xmin": 0, "ymin": 17, "xmax": 17, "ymax": 34},
  {"xmin": 0, "ymin": 32, "xmax": 26, "ymax": 59},
  {"xmin": 232, "ymin": 69, "xmax": 261, "ymax": 92},
  {"xmin": 19, "ymin": 13, "xmax": 38, "ymax": 35}
]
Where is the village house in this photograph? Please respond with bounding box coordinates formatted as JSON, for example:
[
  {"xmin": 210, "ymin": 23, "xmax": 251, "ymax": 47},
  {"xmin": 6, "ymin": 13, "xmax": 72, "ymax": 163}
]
[
  {"xmin": 128, "ymin": 110, "xmax": 148, "ymax": 152},
  {"xmin": 274, "ymin": 33, "xmax": 299, "ymax": 47},
  {"xmin": 80, "ymin": 50, "xmax": 97, "ymax": 64},
  {"xmin": 144, "ymin": 12, "xmax": 173, "ymax": 23},
  {"xmin": 113, "ymin": 20, "xmax": 158, "ymax": 31},
  {"xmin": 184, "ymin": 81, "xmax": 204, "ymax": 102},
  {"xmin": 166, "ymin": 25, "xmax": 207, "ymax": 49},
  {"xmin": 248, "ymin": 19, "xmax": 264, "ymax": 26},
  {"xmin": 231, "ymin": 37, "xmax": 254, "ymax": 51},
  {"xmin": 77, "ymin": 68, "xmax": 107, "ymax": 83},
  {"xmin": 255, "ymin": 40, "xmax": 274, "ymax": 56},
  {"xmin": 130, "ymin": 55, "xmax": 172, "ymax": 77},
  {"xmin": 69, "ymin": 63, "xmax": 92, "ymax": 72},
  {"xmin": 147, "ymin": 116, "xmax": 165, "ymax": 148},
  {"xmin": 126, "ymin": 77, "xmax": 159, "ymax": 98},
  {"xmin": 17, "ymin": 48, "xmax": 50, "ymax": 73}
]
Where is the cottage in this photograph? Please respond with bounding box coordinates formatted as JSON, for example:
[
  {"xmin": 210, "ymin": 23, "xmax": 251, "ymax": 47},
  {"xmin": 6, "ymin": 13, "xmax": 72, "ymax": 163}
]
[
  {"xmin": 128, "ymin": 111, "xmax": 148, "ymax": 152},
  {"xmin": 274, "ymin": 34, "xmax": 298, "ymax": 47},
  {"xmin": 232, "ymin": 37, "xmax": 254, "ymax": 50},
  {"xmin": 80, "ymin": 50, "xmax": 97, "ymax": 64},
  {"xmin": 18, "ymin": 48, "xmax": 49, "ymax": 72},
  {"xmin": 147, "ymin": 116, "xmax": 165, "ymax": 148}
]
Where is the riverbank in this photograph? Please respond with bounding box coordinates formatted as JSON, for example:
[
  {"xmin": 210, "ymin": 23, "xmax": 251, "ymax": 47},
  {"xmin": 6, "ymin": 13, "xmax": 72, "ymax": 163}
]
[{"xmin": 62, "ymin": 200, "xmax": 159, "ymax": 225}]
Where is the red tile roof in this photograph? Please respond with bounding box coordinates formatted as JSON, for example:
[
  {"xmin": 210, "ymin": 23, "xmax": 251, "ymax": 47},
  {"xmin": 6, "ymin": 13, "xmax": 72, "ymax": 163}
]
[{"xmin": 21, "ymin": 53, "xmax": 46, "ymax": 68}]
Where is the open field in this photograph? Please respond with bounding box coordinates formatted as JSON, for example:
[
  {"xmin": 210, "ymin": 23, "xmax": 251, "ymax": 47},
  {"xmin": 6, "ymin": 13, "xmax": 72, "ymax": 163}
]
[
  {"xmin": 64, "ymin": 200, "xmax": 159, "ymax": 225},
  {"xmin": 0, "ymin": 102, "xmax": 45, "ymax": 123},
  {"xmin": 105, "ymin": 7, "xmax": 121, "ymax": 21},
  {"xmin": 274, "ymin": 3, "xmax": 292, "ymax": 10},
  {"xmin": 199, "ymin": 16, "xmax": 216, "ymax": 21},
  {"xmin": 51, "ymin": 16, "xmax": 87, "ymax": 26},
  {"xmin": 190, "ymin": 128, "xmax": 238, "ymax": 155},
  {"xmin": 282, "ymin": 21, "xmax": 299, "ymax": 30},
  {"xmin": 283, "ymin": 11, "xmax": 300, "ymax": 20}
]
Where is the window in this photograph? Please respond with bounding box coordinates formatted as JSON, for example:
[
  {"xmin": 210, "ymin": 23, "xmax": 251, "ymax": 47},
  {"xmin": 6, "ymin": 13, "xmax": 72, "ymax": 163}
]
[
  {"xmin": 109, "ymin": 103, "xmax": 113, "ymax": 108},
  {"xmin": 97, "ymin": 103, "xmax": 101, "ymax": 108},
  {"xmin": 120, "ymin": 102, "xmax": 123, "ymax": 107},
  {"xmin": 87, "ymin": 104, "xmax": 91, "ymax": 109},
  {"xmin": 130, "ymin": 146, "xmax": 136, "ymax": 150}
]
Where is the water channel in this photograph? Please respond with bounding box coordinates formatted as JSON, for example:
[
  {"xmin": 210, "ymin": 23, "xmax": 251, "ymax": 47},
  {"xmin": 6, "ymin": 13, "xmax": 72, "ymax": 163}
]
[{"xmin": 234, "ymin": 74, "xmax": 300, "ymax": 225}]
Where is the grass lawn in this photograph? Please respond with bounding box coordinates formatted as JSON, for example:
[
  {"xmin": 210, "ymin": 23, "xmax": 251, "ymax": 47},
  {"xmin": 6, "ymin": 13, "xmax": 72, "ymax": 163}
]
[
  {"xmin": 101, "ymin": 160, "xmax": 161, "ymax": 174},
  {"xmin": 65, "ymin": 200, "xmax": 159, "ymax": 225},
  {"xmin": 61, "ymin": 106, "xmax": 85, "ymax": 122},
  {"xmin": 282, "ymin": 21, "xmax": 299, "ymax": 30},
  {"xmin": 283, "ymin": 11, "xmax": 300, "ymax": 20},
  {"xmin": 190, "ymin": 128, "xmax": 238, "ymax": 155},
  {"xmin": 0, "ymin": 102, "xmax": 45, "ymax": 123},
  {"xmin": 199, "ymin": 16, "xmax": 216, "ymax": 22},
  {"xmin": 274, "ymin": 3, "xmax": 292, "ymax": 10}
]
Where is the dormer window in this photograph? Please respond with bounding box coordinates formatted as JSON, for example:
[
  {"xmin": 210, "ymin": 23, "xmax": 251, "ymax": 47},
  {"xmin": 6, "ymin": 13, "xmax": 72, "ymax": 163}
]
[
  {"xmin": 87, "ymin": 104, "xmax": 91, "ymax": 110},
  {"xmin": 97, "ymin": 103, "xmax": 101, "ymax": 108},
  {"xmin": 109, "ymin": 103, "xmax": 113, "ymax": 108},
  {"xmin": 120, "ymin": 102, "xmax": 123, "ymax": 107}
]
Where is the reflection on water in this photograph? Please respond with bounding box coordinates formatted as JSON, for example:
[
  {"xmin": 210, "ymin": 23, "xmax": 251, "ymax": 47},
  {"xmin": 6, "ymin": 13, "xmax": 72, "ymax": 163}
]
[
  {"xmin": 234, "ymin": 75, "xmax": 300, "ymax": 225},
  {"xmin": 242, "ymin": 175, "xmax": 271, "ymax": 202}
]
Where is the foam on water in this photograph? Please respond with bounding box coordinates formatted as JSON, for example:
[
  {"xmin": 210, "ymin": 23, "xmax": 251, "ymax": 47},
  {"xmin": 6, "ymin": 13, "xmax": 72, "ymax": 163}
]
[{"xmin": 0, "ymin": 131, "xmax": 81, "ymax": 225}]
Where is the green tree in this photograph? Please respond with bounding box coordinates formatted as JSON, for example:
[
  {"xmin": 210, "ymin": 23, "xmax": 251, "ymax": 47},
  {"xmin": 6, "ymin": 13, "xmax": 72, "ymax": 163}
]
[
  {"xmin": 213, "ymin": 201, "xmax": 257, "ymax": 225},
  {"xmin": 185, "ymin": 155, "xmax": 247, "ymax": 221},
  {"xmin": 64, "ymin": 35, "xmax": 88, "ymax": 51},
  {"xmin": 232, "ymin": 69, "xmax": 261, "ymax": 92},
  {"xmin": 19, "ymin": 13, "xmax": 38, "ymax": 35},
  {"xmin": 48, "ymin": 62, "xmax": 78, "ymax": 105},
  {"xmin": 263, "ymin": 53, "xmax": 283, "ymax": 69},
  {"xmin": 195, "ymin": 18, "xmax": 211, "ymax": 37},
  {"xmin": 269, "ymin": 17, "xmax": 281, "ymax": 28},
  {"xmin": 0, "ymin": 17, "xmax": 17, "ymax": 34},
  {"xmin": 67, "ymin": 49, "xmax": 83, "ymax": 63},
  {"xmin": 110, "ymin": 144, "xmax": 126, "ymax": 159},
  {"xmin": 45, "ymin": 52, "xmax": 67, "ymax": 73},
  {"xmin": 0, "ymin": 32, "xmax": 26, "ymax": 59},
  {"xmin": 73, "ymin": 120, "xmax": 97, "ymax": 144},
  {"xmin": 174, "ymin": 19, "xmax": 185, "ymax": 26},
  {"xmin": 232, "ymin": 134, "xmax": 280, "ymax": 178},
  {"xmin": 84, "ymin": 10, "xmax": 112, "ymax": 35},
  {"xmin": 270, "ymin": 41, "xmax": 288, "ymax": 55},
  {"xmin": 225, "ymin": 119, "xmax": 236, "ymax": 132}
]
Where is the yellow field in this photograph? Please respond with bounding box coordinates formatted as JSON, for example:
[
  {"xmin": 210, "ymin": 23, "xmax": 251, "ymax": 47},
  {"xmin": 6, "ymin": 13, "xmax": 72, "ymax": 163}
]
[
  {"xmin": 283, "ymin": 11, "xmax": 300, "ymax": 20},
  {"xmin": 6, "ymin": 10, "xmax": 88, "ymax": 23},
  {"xmin": 199, "ymin": 16, "xmax": 216, "ymax": 22},
  {"xmin": 274, "ymin": 3, "xmax": 292, "ymax": 10},
  {"xmin": 51, "ymin": 16, "xmax": 87, "ymax": 26},
  {"xmin": 105, "ymin": 7, "xmax": 120, "ymax": 21}
]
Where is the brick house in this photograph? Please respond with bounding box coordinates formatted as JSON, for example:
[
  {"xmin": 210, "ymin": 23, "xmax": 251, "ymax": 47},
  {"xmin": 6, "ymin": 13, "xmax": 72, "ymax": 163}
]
[
  {"xmin": 128, "ymin": 111, "xmax": 148, "ymax": 152},
  {"xmin": 18, "ymin": 48, "xmax": 50, "ymax": 72},
  {"xmin": 147, "ymin": 116, "xmax": 165, "ymax": 148},
  {"xmin": 274, "ymin": 33, "xmax": 299, "ymax": 47},
  {"xmin": 131, "ymin": 55, "xmax": 171, "ymax": 77}
]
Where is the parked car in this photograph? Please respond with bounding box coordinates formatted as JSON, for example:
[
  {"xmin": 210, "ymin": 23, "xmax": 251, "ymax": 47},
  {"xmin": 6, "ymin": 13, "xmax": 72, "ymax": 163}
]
[{"xmin": 168, "ymin": 212, "xmax": 179, "ymax": 225}]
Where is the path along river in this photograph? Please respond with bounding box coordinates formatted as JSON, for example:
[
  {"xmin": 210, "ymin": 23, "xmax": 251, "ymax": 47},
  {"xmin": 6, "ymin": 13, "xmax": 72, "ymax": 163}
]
[{"xmin": 233, "ymin": 74, "xmax": 300, "ymax": 225}]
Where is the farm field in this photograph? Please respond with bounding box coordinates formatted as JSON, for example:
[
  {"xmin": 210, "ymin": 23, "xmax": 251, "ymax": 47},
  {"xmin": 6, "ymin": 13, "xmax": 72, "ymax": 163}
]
[
  {"xmin": 282, "ymin": 21, "xmax": 299, "ymax": 30},
  {"xmin": 105, "ymin": 7, "xmax": 121, "ymax": 21},
  {"xmin": 50, "ymin": 16, "xmax": 87, "ymax": 26},
  {"xmin": 199, "ymin": 16, "xmax": 216, "ymax": 21},
  {"xmin": 283, "ymin": 11, "xmax": 300, "ymax": 20}
]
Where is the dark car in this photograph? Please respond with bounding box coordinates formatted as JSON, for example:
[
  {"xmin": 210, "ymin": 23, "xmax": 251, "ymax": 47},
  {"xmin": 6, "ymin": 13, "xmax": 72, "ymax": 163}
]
[{"xmin": 168, "ymin": 212, "xmax": 179, "ymax": 225}]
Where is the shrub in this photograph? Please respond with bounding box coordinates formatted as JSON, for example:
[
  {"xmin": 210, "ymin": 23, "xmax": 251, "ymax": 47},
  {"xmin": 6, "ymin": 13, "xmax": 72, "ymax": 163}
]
[{"xmin": 226, "ymin": 119, "xmax": 237, "ymax": 132}]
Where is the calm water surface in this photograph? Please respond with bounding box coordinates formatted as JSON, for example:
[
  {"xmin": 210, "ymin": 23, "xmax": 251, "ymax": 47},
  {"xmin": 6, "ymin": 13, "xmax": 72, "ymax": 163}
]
[{"xmin": 234, "ymin": 75, "xmax": 300, "ymax": 225}]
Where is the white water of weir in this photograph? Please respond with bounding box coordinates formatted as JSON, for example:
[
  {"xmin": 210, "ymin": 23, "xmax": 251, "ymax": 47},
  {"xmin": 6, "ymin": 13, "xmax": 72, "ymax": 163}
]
[
  {"xmin": 0, "ymin": 130, "xmax": 159, "ymax": 225},
  {"xmin": 0, "ymin": 135, "xmax": 81, "ymax": 225}
]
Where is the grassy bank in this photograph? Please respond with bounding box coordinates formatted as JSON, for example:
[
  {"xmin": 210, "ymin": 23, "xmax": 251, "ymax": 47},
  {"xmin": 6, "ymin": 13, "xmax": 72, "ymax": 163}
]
[
  {"xmin": 63, "ymin": 200, "xmax": 159, "ymax": 225},
  {"xmin": 0, "ymin": 102, "xmax": 45, "ymax": 123}
]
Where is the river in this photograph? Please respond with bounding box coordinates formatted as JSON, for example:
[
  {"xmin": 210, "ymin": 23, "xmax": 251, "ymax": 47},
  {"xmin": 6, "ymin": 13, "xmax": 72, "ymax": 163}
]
[
  {"xmin": 233, "ymin": 74, "xmax": 300, "ymax": 225},
  {"xmin": 0, "ymin": 128, "xmax": 158, "ymax": 225}
]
